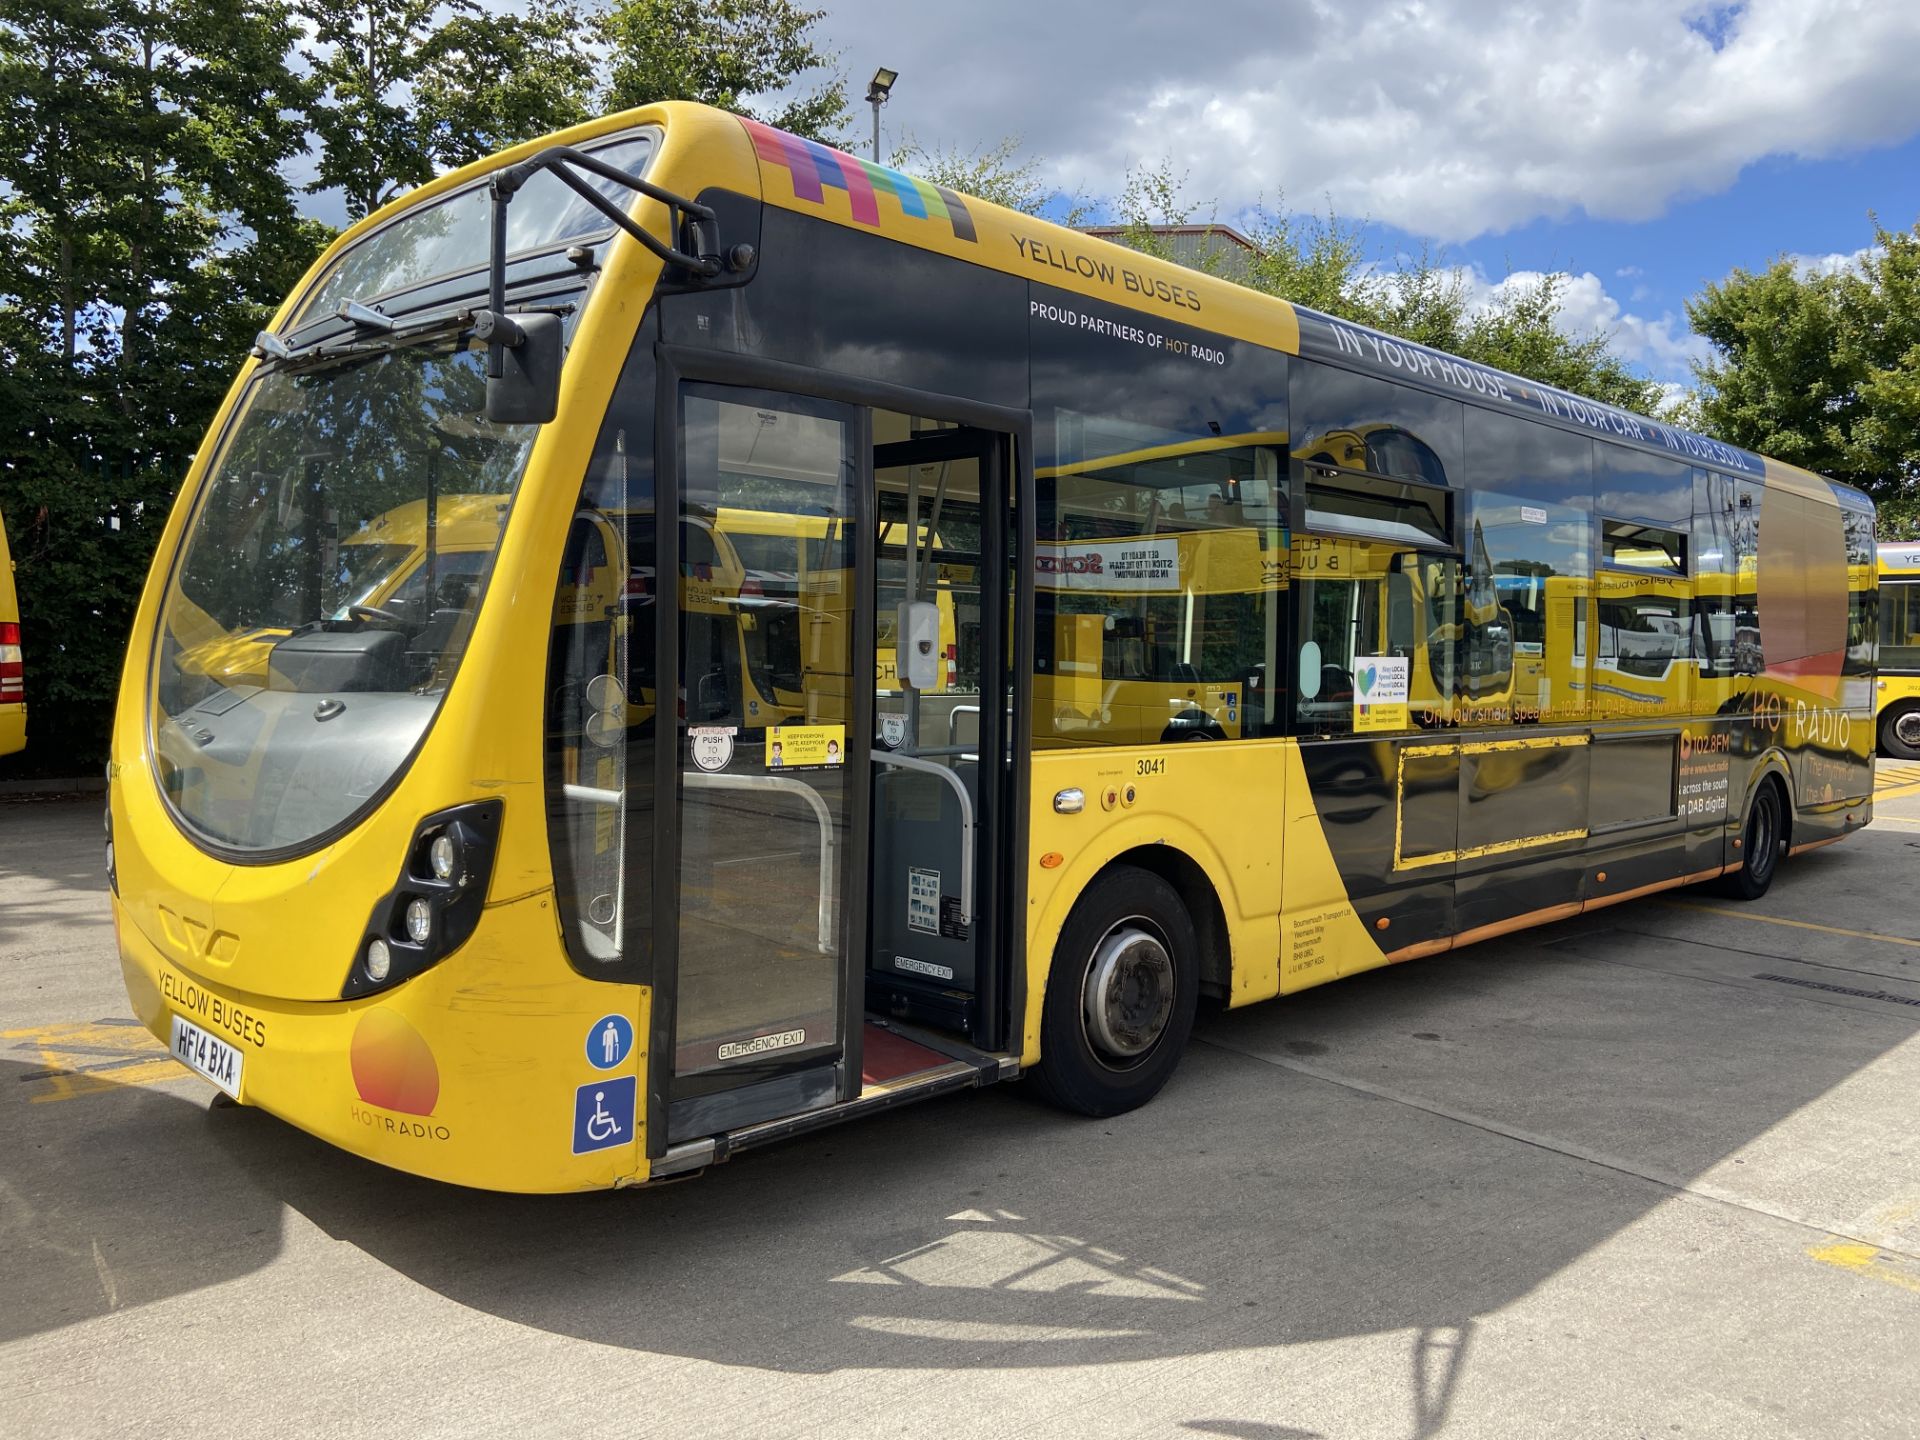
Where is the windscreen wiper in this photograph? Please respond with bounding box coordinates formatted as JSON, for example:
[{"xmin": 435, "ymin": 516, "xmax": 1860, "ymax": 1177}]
[{"xmin": 266, "ymin": 302, "xmax": 572, "ymax": 375}]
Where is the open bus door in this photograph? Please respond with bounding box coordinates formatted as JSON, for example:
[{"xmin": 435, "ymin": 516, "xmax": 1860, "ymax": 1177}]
[{"xmin": 655, "ymin": 379, "xmax": 1020, "ymax": 1151}]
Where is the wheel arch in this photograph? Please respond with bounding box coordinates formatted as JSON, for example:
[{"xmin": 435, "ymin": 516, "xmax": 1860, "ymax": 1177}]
[
  {"xmin": 1743, "ymin": 749, "xmax": 1795, "ymax": 852},
  {"xmin": 1024, "ymin": 830, "xmax": 1238, "ymax": 1066},
  {"xmin": 1108, "ymin": 843, "xmax": 1232, "ymax": 1003}
]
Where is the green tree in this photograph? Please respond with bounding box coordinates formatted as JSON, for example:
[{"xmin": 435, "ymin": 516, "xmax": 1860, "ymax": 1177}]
[
  {"xmin": 1689, "ymin": 221, "xmax": 1920, "ymax": 536},
  {"xmin": 890, "ymin": 135, "xmax": 1057, "ymax": 217},
  {"xmin": 300, "ymin": 0, "xmax": 596, "ymax": 221},
  {"xmin": 1109, "ymin": 157, "xmax": 1664, "ymax": 414},
  {"xmin": 598, "ymin": 0, "xmax": 849, "ymax": 144},
  {"xmin": 0, "ymin": 0, "xmax": 317, "ymax": 776},
  {"xmin": 299, "ymin": 0, "xmax": 454, "ymax": 221},
  {"xmin": 412, "ymin": 0, "xmax": 596, "ymax": 170}
]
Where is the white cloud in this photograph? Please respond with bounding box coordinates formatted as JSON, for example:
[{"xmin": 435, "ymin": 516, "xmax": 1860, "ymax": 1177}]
[
  {"xmin": 1786, "ymin": 245, "xmax": 1881, "ymax": 277},
  {"xmin": 819, "ymin": 0, "xmax": 1920, "ymax": 242}
]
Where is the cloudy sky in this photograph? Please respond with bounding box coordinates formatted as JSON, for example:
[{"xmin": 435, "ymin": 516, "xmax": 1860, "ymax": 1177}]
[{"xmin": 797, "ymin": 0, "xmax": 1920, "ymax": 386}]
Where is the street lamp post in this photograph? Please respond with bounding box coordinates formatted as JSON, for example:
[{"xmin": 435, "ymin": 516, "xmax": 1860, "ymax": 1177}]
[{"xmin": 866, "ymin": 67, "xmax": 897, "ymax": 162}]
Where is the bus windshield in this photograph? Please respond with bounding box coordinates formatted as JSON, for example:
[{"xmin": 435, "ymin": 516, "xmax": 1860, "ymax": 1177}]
[{"xmin": 152, "ymin": 338, "xmax": 537, "ymax": 854}]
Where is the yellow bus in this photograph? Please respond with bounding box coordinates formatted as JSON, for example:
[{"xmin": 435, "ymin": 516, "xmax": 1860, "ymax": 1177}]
[
  {"xmin": 0, "ymin": 505, "xmax": 22, "ymax": 756},
  {"xmin": 111, "ymin": 104, "xmax": 1875, "ymax": 1191},
  {"xmin": 1880, "ymin": 541, "xmax": 1920, "ymax": 758}
]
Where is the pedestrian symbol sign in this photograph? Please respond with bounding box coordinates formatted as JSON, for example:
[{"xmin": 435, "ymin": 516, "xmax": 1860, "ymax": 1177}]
[
  {"xmin": 586, "ymin": 1013, "xmax": 634, "ymax": 1070},
  {"xmin": 572, "ymin": 1075, "xmax": 635, "ymax": 1154}
]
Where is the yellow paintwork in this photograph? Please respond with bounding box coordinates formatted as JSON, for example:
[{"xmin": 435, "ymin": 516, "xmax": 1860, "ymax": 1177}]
[
  {"xmin": 110, "ymin": 98, "xmax": 1878, "ymax": 1191},
  {"xmin": 111, "ymin": 103, "xmax": 758, "ymax": 1191},
  {"xmin": 0, "ymin": 503, "xmax": 23, "ymax": 755},
  {"xmin": 1023, "ymin": 739, "xmax": 1395, "ymax": 1060},
  {"xmin": 1878, "ymin": 550, "xmax": 1919, "ymax": 747}
]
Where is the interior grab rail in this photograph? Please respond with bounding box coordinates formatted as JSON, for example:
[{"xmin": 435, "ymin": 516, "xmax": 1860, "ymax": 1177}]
[
  {"xmin": 870, "ymin": 751, "xmax": 975, "ymax": 925},
  {"xmin": 562, "ymin": 774, "xmax": 838, "ymax": 953}
]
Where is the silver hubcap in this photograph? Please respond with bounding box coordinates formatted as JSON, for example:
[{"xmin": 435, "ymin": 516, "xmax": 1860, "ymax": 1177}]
[
  {"xmin": 1082, "ymin": 924, "xmax": 1174, "ymax": 1066},
  {"xmin": 1897, "ymin": 712, "xmax": 1920, "ymax": 747}
]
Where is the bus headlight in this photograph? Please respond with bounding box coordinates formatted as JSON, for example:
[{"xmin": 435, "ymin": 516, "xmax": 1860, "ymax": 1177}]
[
  {"xmin": 342, "ymin": 799, "xmax": 504, "ymax": 999},
  {"xmin": 404, "ymin": 898, "xmax": 433, "ymax": 944}
]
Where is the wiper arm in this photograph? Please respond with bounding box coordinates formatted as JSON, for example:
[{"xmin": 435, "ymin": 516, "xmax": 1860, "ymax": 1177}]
[
  {"xmin": 275, "ymin": 307, "xmax": 480, "ymax": 374},
  {"xmin": 266, "ymin": 301, "xmax": 577, "ymax": 375}
]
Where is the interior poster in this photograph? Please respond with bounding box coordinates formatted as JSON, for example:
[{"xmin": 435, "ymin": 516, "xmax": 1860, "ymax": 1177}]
[
  {"xmin": 766, "ymin": 724, "xmax": 845, "ymax": 770},
  {"xmin": 1353, "ymin": 656, "xmax": 1411, "ymax": 732}
]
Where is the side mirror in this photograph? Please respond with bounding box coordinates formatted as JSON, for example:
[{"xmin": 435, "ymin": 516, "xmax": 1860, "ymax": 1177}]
[{"xmin": 485, "ymin": 312, "xmax": 563, "ymax": 425}]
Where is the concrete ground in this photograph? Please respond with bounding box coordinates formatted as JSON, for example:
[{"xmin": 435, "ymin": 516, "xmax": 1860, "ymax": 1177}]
[{"xmin": 4, "ymin": 763, "xmax": 1920, "ymax": 1439}]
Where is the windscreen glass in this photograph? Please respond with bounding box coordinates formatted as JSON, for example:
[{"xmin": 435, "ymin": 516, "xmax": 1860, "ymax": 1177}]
[
  {"xmin": 294, "ymin": 132, "xmax": 656, "ymax": 323},
  {"xmin": 152, "ymin": 338, "xmax": 537, "ymax": 854}
]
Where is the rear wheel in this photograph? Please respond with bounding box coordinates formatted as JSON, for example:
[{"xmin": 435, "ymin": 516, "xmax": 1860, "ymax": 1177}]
[
  {"xmin": 1028, "ymin": 865, "xmax": 1200, "ymax": 1117},
  {"xmin": 1715, "ymin": 776, "xmax": 1787, "ymax": 901},
  {"xmin": 1881, "ymin": 705, "xmax": 1920, "ymax": 761}
]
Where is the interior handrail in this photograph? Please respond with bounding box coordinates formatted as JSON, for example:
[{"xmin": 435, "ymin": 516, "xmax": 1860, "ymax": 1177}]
[
  {"xmin": 871, "ymin": 751, "xmax": 975, "ymax": 925},
  {"xmin": 562, "ymin": 774, "xmax": 837, "ymax": 954}
]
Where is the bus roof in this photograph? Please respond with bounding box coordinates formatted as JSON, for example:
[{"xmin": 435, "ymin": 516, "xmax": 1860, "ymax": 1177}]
[{"xmin": 295, "ymin": 100, "xmax": 1868, "ymax": 520}]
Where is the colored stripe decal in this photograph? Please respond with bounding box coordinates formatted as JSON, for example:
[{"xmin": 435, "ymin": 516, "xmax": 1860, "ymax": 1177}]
[{"xmin": 739, "ymin": 117, "xmax": 975, "ymax": 242}]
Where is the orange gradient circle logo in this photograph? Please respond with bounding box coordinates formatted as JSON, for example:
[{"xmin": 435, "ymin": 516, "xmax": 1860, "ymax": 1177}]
[{"xmin": 350, "ymin": 1009, "xmax": 440, "ymax": 1116}]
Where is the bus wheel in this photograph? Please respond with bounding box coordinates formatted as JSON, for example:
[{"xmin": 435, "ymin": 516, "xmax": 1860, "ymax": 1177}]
[
  {"xmin": 1716, "ymin": 776, "xmax": 1787, "ymax": 901},
  {"xmin": 1882, "ymin": 705, "xmax": 1920, "ymax": 761},
  {"xmin": 1029, "ymin": 865, "xmax": 1200, "ymax": 1117}
]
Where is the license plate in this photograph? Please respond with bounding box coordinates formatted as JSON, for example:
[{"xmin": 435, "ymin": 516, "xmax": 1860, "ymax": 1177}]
[{"xmin": 169, "ymin": 1013, "xmax": 244, "ymax": 1100}]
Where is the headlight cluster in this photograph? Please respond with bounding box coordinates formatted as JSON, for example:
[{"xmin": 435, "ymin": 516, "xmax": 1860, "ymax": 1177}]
[{"xmin": 343, "ymin": 799, "xmax": 504, "ymax": 998}]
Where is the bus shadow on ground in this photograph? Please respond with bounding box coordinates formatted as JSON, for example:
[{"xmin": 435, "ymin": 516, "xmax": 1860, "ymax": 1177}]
[
  {"xmin": 0, "ymin": 1061, "xmax": 285, "ymax": 1344},
  {"xmin": 170, "ymin": 896, "xmax": 1919, "ymax": 1398}
]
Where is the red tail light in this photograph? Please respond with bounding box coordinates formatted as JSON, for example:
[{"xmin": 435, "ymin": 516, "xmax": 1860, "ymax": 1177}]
[
  {"xmin": 739, "ymin": 577, "xmax": 764, "ymax": 597},
  {"xmin": 0, "ymin": 620, "xmax": 22, "ymax": 702}
]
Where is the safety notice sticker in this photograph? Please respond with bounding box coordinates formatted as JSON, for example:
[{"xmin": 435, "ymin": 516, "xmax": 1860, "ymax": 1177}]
[{"xmin": 908, "ymin": 867, "xmax": 941, "ymax": 934}]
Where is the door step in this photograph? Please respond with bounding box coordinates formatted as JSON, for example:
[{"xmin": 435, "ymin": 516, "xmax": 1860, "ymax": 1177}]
[{"xmin": 650, "ymin": 1020, "xmax": 1018, "ymax": 1179}]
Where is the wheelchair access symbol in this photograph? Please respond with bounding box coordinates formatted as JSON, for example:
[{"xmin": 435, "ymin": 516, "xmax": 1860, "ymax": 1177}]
[{"xmin": 572, "ymin": 1075, "xmax": 635, "ymax": 1154}]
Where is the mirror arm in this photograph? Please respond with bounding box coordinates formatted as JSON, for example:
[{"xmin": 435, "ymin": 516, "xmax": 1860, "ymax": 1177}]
[{"xmin": 485, "ymin": 145, "xmax": 724, "ymax": 381}]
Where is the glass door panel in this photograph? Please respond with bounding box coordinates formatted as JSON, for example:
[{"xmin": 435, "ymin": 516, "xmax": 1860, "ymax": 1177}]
[
  {"xmin": 867, "ymin": 420, "xmax": 1011, "ymax": 1044},
  {"xmin": 672, "ymin": 386, "xmax": 861, "ymax": 1084}
]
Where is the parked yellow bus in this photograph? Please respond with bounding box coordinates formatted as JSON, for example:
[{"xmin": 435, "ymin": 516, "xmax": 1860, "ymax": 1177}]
[
  {"xmin": 110, "ymin": 104, "xmax": 1874, "ymax": 1191},
  {"xmin": 1880, "ymin": 541, "xmax": 1920, "ymax": 758},
  {"xmin": 0, "ymin": 505, "xmax": 22, "ymax": 756}
]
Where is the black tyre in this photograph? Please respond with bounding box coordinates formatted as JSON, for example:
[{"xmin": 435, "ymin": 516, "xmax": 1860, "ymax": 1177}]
[
  {"xmin": 1715, "ymin": 776, "xmax": 1787, "ymax": 901},
  {"xmin": 1028, "ymin": 865, "xmax": 1201, "ymax": 1117},
  {"xmin": 1881, "ymin": 705, "xmax": 1920, "ymax": 761}
]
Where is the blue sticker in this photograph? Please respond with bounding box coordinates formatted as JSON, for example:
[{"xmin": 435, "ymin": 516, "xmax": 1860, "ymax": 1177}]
[
  {"xmin": 572, "ymin": 1075, "xmax": 635, "ymax": 1154},
  {"xmin": 586, "ymin": 1013, "xmax": 635, "ymax": 1070}
]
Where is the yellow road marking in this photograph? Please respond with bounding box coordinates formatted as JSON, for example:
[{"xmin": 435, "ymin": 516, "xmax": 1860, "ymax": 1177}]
[
  {"xmin": 1873, "ymin": 815, "xmax": 1920, "ymax": 832},
  {"xmin": 1875, "ymin": 778, "xmax": 1920, "ymax": 803},
  {"xmin": 2, "ymin": 1020, "xmax": 181, "ymax": 1103},
  {"xmin": 1656, "ymin": 901, "xmax": 1920, "ymax": 950},
  {"xmin": 1808, "ymin": 1242, "xmax": 1920, "ymax": 1296}
]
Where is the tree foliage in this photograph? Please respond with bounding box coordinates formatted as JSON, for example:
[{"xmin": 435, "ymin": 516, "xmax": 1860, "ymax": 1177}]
[
  {"xmin": 599, "ymin": 0, "xmax": 848, "ymax": 144},
  {"xmin": 0, "ymin": 0, "xmax": 320, "ymax": 774},
  {"xmin": 1, "ymin": 0, "xmax": 870, "ymax": 775},
  {"xmin": 891, "ymin": 135, "xmax": 1056, "ymax": 217},
  {"xmin": 299, "ymin": 0, "xmax": 599, "ymax": 221},
  {"xmin": 1689, "ymin": 220, "xmax": 1920, "ymax": 536},
  {"xmin": 1110, "ymin": 157, "xmax": 1665, "ymax": 415}
]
